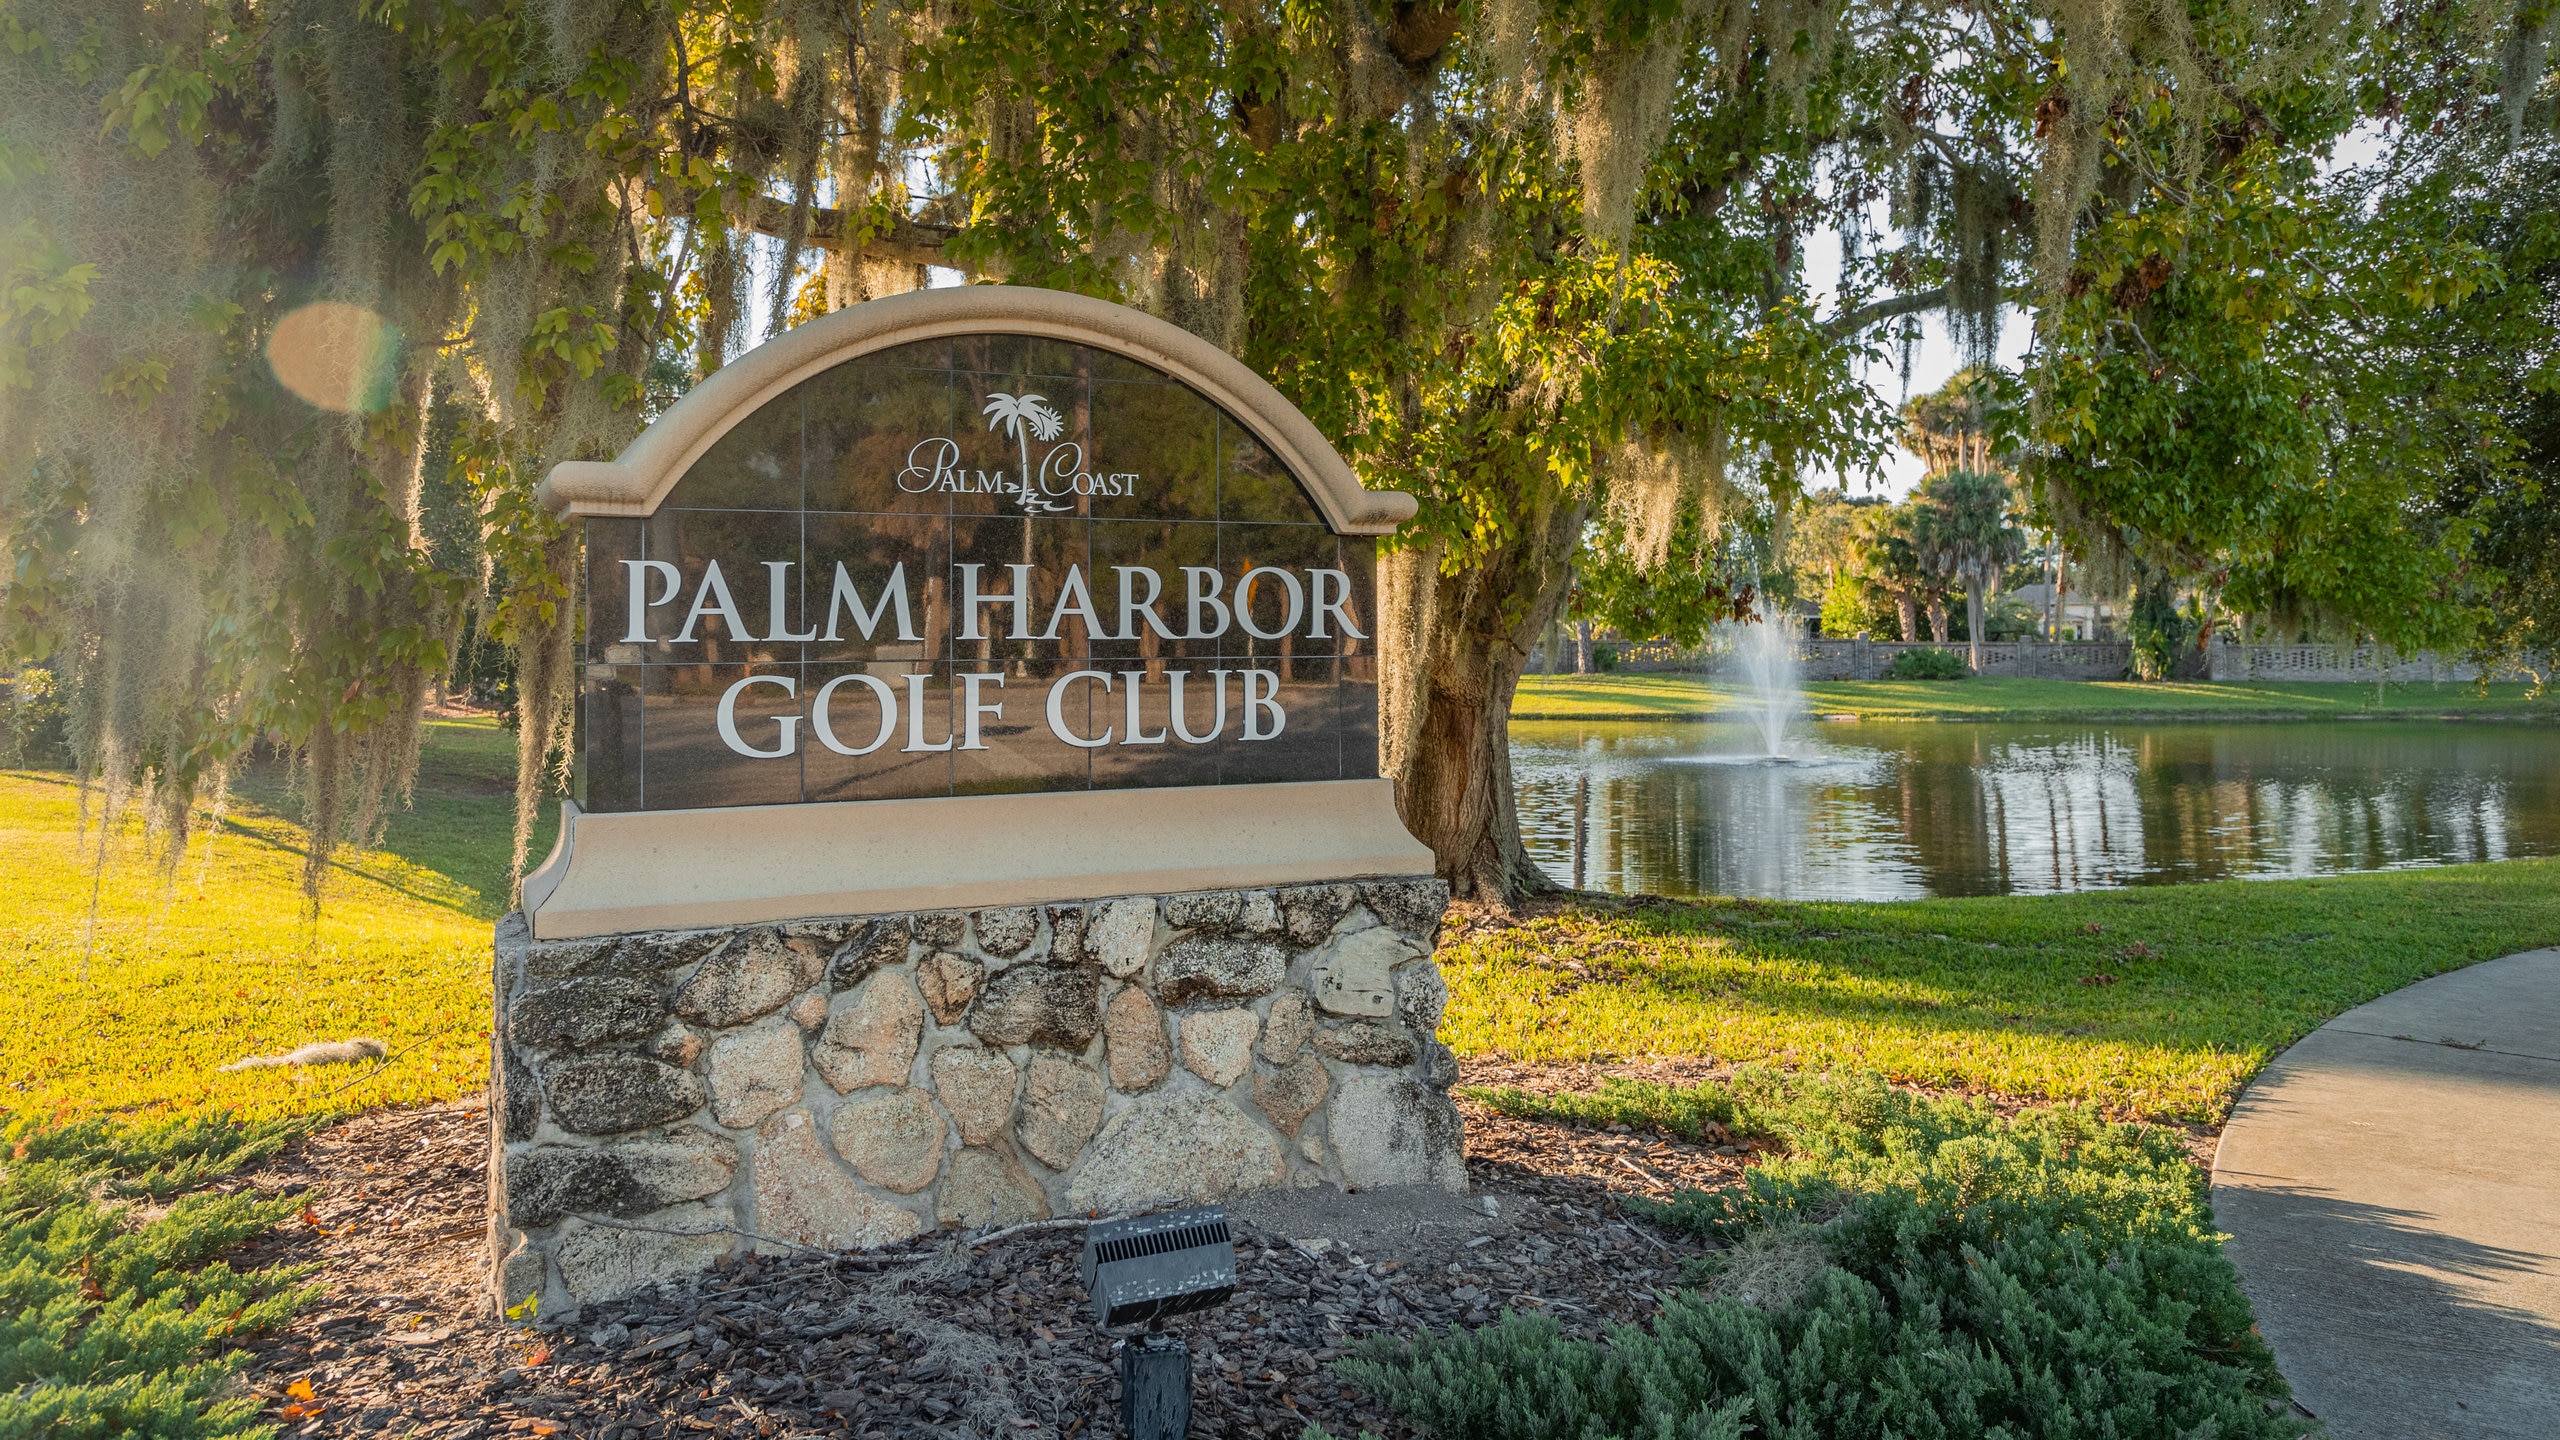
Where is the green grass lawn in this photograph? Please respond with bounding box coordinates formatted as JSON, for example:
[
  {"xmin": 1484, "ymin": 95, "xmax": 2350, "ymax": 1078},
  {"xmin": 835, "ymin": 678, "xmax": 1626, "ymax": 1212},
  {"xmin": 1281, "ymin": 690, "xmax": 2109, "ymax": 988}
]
[
  {"xmin": 0, "ymin": 717, "xmax": 553, "ymax": 1124},
  {"xmin": 1512, "ymin": 673, "xmax": 2560, "ymax": 722},
  {"xmin": 1438, "ymin": 859, "xmax": 2560, "ymax": 1123}
]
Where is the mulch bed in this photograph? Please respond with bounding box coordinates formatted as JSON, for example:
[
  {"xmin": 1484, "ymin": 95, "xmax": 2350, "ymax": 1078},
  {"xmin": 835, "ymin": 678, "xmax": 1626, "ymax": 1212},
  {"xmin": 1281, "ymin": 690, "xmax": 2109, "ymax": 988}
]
[{"xmin": 223, "ymin": 1067, "xmax": 1744, "ymax": 1440}]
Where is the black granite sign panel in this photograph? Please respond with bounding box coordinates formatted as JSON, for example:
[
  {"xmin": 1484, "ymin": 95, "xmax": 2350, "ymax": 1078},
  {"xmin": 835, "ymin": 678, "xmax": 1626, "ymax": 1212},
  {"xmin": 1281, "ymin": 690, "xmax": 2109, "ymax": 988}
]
[{"xmin": 577, "ymin": 336, "xmax": 1379, "ymax": 813}]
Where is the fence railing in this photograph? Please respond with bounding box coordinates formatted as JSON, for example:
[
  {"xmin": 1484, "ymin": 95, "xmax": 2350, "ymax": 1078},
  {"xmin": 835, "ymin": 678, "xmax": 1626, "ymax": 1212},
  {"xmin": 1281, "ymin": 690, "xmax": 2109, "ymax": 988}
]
[
  {"xmin": 2202, "ymin": 643, "xmax": 2513, "ymax": 683},
  {"xmin": 1603, "ymin": 638, "xmax": 2132, "ymax": 681},
  {"xmin": 1578, "ymin": 638, "xmax": 2536, "ymax": 684}
]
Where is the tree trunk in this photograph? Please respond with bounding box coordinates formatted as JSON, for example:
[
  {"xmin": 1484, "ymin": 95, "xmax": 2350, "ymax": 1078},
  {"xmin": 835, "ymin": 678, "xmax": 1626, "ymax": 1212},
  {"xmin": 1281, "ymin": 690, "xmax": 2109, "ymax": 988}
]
[
  {"xmin": 1379, "ymin": 501, "xmax": 1587, "ymax": 905},
  {"xmin": 1574, "ymin": 620, "xmax": 1593, "ymax": 674},
  {"xmin": 1966, "ymin": 587, "xmax": 1984, "ymax": 671},
  {"xmin": 1896, "ymin": 591, "xmax": 1920, "ymax": 644},
  {"xmin": 1927, "ymin": 597, "xmax": 1949, "ymax": 643}
]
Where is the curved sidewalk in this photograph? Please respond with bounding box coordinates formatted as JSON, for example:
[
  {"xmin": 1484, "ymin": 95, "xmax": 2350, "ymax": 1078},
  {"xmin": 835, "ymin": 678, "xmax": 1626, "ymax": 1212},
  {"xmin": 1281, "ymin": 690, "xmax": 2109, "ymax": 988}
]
[{"xmin": 2212, "ymin": 947, "xmax": 2560, "ymax": 1439}]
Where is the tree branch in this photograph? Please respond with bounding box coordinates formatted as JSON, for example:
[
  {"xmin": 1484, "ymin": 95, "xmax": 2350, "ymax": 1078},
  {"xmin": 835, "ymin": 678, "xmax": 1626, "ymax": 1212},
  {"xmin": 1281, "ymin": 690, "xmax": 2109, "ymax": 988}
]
[
  {"xmin": 742, "ymin": 196, "xmax": 961, "ymax": 272},
  {"xmin": 1823, "ymin": 286, "xmax": 1951, "ymax": 337}
]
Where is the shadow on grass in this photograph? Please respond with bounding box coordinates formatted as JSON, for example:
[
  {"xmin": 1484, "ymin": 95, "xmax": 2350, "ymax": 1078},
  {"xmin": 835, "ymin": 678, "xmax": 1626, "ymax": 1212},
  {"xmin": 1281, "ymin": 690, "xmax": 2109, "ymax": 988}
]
[{"xmin": 1447, "ymin": 867, "xmax": 2560, "ymax": 1116}]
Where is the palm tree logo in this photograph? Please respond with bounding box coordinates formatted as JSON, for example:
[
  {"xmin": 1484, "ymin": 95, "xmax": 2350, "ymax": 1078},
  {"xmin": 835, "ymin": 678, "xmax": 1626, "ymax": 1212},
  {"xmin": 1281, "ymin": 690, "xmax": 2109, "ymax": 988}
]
[{"xmin": 983, "ymin": 392, "xmax": 1071, "ymax": 513}]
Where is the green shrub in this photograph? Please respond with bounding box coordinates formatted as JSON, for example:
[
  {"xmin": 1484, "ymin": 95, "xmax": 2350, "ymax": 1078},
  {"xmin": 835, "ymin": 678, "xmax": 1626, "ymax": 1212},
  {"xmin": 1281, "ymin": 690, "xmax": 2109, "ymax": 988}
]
[
  {"xmin": 1335, "ymin": 1071, "xmax": 2307, "ymax": 1440},
  {"xmin": 0, "ymin": 1111, "xmax": 320, "ymax": 1440},
  {"xmin": 1594, "ymin": 643, "xmax": 1620, "ymax": 671},
  {"xmin": 6, "ymin": 665, "xmax": 74, "ymax": 768},
  {"xmin": 1884, "ymin": 646, "xmax": 1969, "ymax": 680}
]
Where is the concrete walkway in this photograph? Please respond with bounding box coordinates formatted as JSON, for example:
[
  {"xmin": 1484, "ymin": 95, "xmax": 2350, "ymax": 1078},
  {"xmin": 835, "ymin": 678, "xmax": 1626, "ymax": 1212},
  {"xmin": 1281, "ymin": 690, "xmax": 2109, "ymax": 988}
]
[{"xmin": 2212, "ymin": 948, "xmax": 2560, "ymax": 1439}]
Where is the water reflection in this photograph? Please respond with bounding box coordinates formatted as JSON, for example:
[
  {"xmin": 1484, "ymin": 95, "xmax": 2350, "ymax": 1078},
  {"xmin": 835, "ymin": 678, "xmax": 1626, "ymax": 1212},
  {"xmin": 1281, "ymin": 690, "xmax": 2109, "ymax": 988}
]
[{"xmin": 1513, "ymin": 720, "xmax": 2560, "ymax": 900}]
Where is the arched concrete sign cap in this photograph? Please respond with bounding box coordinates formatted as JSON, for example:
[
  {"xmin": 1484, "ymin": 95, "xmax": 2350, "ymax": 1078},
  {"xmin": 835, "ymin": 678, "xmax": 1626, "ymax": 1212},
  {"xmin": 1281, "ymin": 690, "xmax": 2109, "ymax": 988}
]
[{"xmin": 538, "ymin": 284, "xmax": 1417, "ymax": 533}]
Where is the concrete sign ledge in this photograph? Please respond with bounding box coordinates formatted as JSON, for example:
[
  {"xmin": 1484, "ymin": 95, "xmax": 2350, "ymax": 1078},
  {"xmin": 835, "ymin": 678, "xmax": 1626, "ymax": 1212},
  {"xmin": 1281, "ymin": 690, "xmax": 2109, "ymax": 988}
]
[
  {"xmin": 2210, "ymin": 946, "xmax": 2560, "ymax": 1439},
  {"xmin": 522, "ymin": 777, "xmax": 1436, "ymax": 940}
]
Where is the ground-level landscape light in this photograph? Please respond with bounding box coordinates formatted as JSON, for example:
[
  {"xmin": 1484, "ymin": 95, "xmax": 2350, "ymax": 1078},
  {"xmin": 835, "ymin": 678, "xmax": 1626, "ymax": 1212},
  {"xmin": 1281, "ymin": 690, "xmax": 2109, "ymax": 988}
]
[{"xmin": 1080, "ymin": 1206, "xmax": 1238, "ymax": 1439}]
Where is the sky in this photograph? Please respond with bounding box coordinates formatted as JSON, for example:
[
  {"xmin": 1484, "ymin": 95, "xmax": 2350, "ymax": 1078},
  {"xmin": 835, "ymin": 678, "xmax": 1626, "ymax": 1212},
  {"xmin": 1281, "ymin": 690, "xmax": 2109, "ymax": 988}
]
[{"xmin": 1795, "ymin": 225, "xmax": 2034, "ymax": 502}]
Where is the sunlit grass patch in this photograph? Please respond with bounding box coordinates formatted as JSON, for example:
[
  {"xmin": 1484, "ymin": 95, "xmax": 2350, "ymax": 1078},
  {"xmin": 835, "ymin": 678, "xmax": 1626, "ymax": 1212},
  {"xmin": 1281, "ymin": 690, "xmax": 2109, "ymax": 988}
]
[
  {"xmin": 1, "ymin": 716, "xmax": 546, "ymax": 1124},
  {"xmin": 1438, "ymin": 858, "xmax": 2560, "ymax": 1122}
]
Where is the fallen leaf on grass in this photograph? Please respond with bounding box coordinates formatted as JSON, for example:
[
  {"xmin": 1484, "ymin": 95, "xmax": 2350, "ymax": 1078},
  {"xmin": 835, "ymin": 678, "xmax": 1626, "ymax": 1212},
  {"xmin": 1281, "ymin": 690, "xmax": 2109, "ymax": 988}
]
[{"xmin": 2079, "ymin": 974, "xmax": 2119, "ymax": 987}]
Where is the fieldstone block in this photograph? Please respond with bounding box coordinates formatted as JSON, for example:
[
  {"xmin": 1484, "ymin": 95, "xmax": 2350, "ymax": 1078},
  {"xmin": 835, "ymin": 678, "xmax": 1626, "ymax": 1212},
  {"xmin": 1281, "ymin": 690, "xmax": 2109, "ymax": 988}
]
[
  {"xmin": 967, "ymin": 964, "xmax": 1099, "ymax": 1048},
  {"xmin": 972, "ymin": 907, "xmax": 1038, "ymax": 957},
  {"xmin": 1396, "ymin": 960, "xmax": 1449, "ymax": 1035},
  {"xmin": 1418, "ymin": 1038, "xmax": 1460, "ymax": 1090},
  {"xmin": 1155, "ymin": 935, "xmax": 1286, "ymax": 1006},
  {"xmin": 1044, "ymin": 905, "xmax": 1089, "ymax": 966},
  {"xmin": 1313, "ymin": 1020, "xmax": 1418, "ymax": 1067},
  {"xmin": 1310, "ymin": 925, "xmax": 1423, "ymax": 1018},
  {"xmin": 508, "ymin": 1130, "xmax": 740, "ymax": 1228},
  {"xmin": 502, "ymin": 1043, "xmax": 540, "ymax": 1142},
  {"xmin": 555, "ymin": 1201, "xmax": 734, "ymax": 1304},
  {"xmin": 829, "ymin": 917, "xmax": 911, "ymax": 987},
  {"xmin": 937, "ymin": 1148, "xmax": 1048, "ymax": 1229},
  {"xmin": 530, "ymin": 929, "xmax": 730, "ymax": 982},
  {"xmin": 1238, "ymin": 891, "xmax": 1284, "ymax": 937},
  {"xmin": 1086, "ymin": 898, "xmax": 1158, "ymax": 978},
  {"xmin": 912, "ymin": 910, "xmax": 969, "ymax": 949},
  {"xmin": 512, "ymin": 977, "xmax": 667, "ymax": 1050},
  {"xmin": 1252, "ymin": 1053, "xmax": 1330, "ymax": 1136},
  {"xmin": 705, "ymin": 1018, "xmax": 807, "ymax": 1129},
  {"xmin": 1065, "ymin": 1094, "xmax": 1284, "ymax": 1213},
  {"xmin": 782, "ymin": 919, "xmax": 851, "ymax": 947},
  {"xmin": 507, "ymin": 1147, "xmax": 618, "ymax": 1229},
  {"xmin": 918, "ymin": 951, "xmax": 985, "ymax": 1025},
  {"xmin": 752, "ymin": 1108, "xmax": 926, "ymax": 1252},
  {"xmin": 1163, "ymin": 890, "xmax": 1241, "ymax": 932},
  {"xmin": 1357, "ymin": 878, "xmax": 1450, "ymax": 943},
  {"xmin": 1331, "ymin": 1075, "xmax": 1465, "ymax": 1192},
  {"xmin": 1258, "ymin": 992, "xmax": 1314, "ymax": 1064},
  {"xmin": 814, "ymin": 973, "xmax": 925, "ymax": 1093},
  {"xmin": 675, "ymin": 929, "xmax": 806, "ymax": 1028},
  {"xmin": 1180, "ymin": 1008, "xmax": 1259, "ymax": 1088},
  {"xmin": 787, "ymin": 990, "xmax": 829, "ymax": 1032},
  {"xmin": 1016, "ymin": 1055, "xmax": 1107, "ymax": 1171},
  {"xmin": 646, "ymin": 1023, "xmax": 706, "ymax": 1069},
  {"xmin": 928, "ymin": 1046, "xmax": 1019, "ymax": 1147},
  {"xmin": 830, "ymin": 1087, "xmax": 945, "ymax": 1195},
  {"xmin": 1103, "ymin": 987, "xmax": 1170, "ymax": 1092},
  {"xmin": 493, "ymin": 1231, "xmax": 545, "ymax": 1315},
  {"xmin": 1278, "ymin": 884, "xmax": 1358, "ymax": 946},
  {"xmin": 544, "ymin": 1054, "xmax": 707, "ymax": 1135},
  {"xmin": 524, "ymin": 936, "xmax": 618, "ymax": 981}
]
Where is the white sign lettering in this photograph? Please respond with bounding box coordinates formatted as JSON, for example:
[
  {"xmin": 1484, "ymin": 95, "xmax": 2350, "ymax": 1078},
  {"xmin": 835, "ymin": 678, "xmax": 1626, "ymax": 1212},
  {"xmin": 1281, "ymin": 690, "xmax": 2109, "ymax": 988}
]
[
  {"xmin": 706, "ymin": 667, "xmax": 1289, "ymax": 759},
  {"xmin": 629, "ymin": 560, "xmax": 1365, "ymax": 647},
  {"xmin": 891, "ymin": 391, "xmax": 1143, "ymax": 511}
]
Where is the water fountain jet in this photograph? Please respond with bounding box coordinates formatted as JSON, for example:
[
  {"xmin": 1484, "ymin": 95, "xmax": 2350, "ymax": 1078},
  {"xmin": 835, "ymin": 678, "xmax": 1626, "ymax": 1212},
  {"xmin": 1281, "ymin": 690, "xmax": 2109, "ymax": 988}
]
[{"xmin": 1718, "ymin": 598, "xmax": 1806, "ymax": 760}]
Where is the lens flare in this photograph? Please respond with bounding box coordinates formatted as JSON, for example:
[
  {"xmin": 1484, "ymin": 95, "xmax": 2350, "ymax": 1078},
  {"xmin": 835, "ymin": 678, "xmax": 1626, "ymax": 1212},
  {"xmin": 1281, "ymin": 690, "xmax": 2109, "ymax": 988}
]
[{"xmin": 266, "ymin": 301, "xmax": 402, "ymax": 412}]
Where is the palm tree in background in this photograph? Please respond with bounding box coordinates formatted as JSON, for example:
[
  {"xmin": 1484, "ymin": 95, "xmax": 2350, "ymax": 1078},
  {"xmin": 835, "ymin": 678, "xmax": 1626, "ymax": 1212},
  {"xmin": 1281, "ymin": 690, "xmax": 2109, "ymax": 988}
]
[
  {"xmin": 983, "ymin": 392, "xmax": 1067, "ymax": 513},
  {"xmin": 1854, "ymin": 506, "xmax": 1931, "ymax": 642},
  {"xmin": 1912, "ymin": 468, "xmax": 2024, "ymax": 670}
]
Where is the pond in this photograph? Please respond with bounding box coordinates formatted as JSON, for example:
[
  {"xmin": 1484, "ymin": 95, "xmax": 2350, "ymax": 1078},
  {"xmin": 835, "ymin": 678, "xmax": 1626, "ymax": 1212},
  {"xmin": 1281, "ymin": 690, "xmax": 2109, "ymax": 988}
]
[{"xmin": 1511, "ymin": 719, "xmax": 2560, "ymax": 901}]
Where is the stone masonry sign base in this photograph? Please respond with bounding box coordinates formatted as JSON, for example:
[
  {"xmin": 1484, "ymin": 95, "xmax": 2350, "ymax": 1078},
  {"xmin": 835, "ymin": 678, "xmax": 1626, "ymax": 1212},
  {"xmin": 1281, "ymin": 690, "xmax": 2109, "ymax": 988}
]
[{"xmin": 486, "ymin": 880, "xmax": 1457, "ymax": 1318}]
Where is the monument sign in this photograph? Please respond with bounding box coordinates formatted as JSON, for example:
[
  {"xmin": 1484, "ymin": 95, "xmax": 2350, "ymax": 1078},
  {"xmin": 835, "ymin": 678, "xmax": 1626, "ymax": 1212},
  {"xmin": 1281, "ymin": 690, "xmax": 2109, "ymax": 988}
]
[{"xmin": 488, "ymin": 287, "xmax": 1462, "ymax": 1321}]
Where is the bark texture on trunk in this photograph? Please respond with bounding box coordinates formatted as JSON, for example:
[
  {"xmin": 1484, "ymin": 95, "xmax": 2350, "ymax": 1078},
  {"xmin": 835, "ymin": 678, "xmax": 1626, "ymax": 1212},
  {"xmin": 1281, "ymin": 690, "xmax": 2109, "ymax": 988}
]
[
  {"xmin": 1378, "ymin": 500, "xmax": 1587, "ymax": 904},
  {"xmin": 1966, "ymin": 588, "xmax": 1984, "ymax": 670},
  {"xmin": 1896, "ymin": 593, "xmax": 1920, "ymax": 644}
]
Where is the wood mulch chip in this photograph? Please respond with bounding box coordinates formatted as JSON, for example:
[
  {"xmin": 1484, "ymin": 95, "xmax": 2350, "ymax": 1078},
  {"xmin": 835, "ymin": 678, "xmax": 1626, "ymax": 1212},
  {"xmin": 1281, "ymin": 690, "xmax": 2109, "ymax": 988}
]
[{"xmin": 218, "ymin": 1076, "xmax": 1742, "ymax": 1440}]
